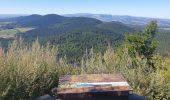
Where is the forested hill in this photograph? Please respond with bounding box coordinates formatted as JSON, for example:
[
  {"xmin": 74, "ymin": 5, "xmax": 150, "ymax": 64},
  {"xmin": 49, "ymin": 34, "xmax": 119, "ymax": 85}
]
[{"xmin": 1, "ymin": 14, "xmax": 135, "ymax": 62}]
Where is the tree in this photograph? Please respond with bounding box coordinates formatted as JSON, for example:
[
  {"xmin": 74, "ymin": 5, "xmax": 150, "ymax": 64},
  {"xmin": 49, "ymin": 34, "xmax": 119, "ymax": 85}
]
[{"xmin": 125, "ymin": 21, "xmax": 158, "ymax": 70}]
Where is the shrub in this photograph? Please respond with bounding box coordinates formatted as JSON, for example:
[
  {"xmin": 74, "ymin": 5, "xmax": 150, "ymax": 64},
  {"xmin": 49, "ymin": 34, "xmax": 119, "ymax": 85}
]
[{"xmin": 0, "ymin": 40, "xmax": 79, "ymax": 99}]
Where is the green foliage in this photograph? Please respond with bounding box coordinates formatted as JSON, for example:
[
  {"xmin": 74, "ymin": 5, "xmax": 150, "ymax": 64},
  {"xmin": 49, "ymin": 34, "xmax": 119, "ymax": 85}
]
[
  {"xmin": 53, "ymin": 31, "xmax": 120, "ymax": 62},
  {"xmin": 125, "ymin": 21, "xmax": 158, "ymax": 70}
]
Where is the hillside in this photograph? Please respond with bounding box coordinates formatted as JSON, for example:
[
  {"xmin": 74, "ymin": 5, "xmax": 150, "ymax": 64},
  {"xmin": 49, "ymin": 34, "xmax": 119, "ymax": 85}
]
[{"xmin": 7, "ymin": 14, "xmax": 133, "ymax": 61}]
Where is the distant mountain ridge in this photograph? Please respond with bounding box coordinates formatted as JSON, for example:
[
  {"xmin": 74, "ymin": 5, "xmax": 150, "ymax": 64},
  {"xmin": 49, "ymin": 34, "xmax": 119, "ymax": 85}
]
[
  {"xmin": 0, "ymin": 14, "xmax": 27, "ymax": 19},
  {"xmin": 14, "ymin": 14, "xmax": 134, "ymax": 42},
  {"xmin": 1, "ymin": 13, "xmax": 170, "ymax": 27},
  {"xmin": 64, "ymin": 13, "xmax": 170, "ymax": 27},
  {"xmin": 15, "ymin": 14, "xmax": 67, "ymax": 27}
]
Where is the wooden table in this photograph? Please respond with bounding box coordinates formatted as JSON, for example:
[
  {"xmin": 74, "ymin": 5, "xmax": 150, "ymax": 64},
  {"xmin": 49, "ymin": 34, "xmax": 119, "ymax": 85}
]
[{"xmin": 57, "ymin": 74, "xmax": 133, "ymax": 100}]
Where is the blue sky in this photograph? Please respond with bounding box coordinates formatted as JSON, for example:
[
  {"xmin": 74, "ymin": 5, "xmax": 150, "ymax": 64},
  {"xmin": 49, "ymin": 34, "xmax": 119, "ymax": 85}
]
[{"xmin": 0, "ymin": 0, "xmax": 170, "ymax": 18}]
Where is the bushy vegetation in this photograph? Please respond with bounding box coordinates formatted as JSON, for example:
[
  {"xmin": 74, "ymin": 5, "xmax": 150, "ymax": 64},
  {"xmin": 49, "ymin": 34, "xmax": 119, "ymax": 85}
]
[
  {"xmin": 0, "ymin": 40, "xmax": 80, "ymax": 99},
  {"xmin": 0, "ymin": 39, "xmax": 169, "ymax": 100}
]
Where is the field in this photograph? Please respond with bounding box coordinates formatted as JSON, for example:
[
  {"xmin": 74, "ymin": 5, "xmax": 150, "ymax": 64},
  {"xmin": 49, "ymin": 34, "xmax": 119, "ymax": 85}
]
[
  {"xmin": 0, "ymin": 28, "xmax": 34, "ymax": 38},
  {"xmin": 0, "ymin": 29, "xmax": 18, "ymax": 38}
]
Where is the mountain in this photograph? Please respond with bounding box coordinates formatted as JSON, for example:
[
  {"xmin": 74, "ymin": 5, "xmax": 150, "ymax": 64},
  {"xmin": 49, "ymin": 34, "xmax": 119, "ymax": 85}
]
[
  {"xmin": 64, "ymin": 13, "xmax": 170, "ymax": 28},
  {"xmin": 16, "ymin": 15, "xmax": 103, "ymax": 39},
  {"xmin": 15, "ymin": 14, "xmax": 67, "ymax": 27},
  {"xmin": 13, "ymin": 14, "xmax": 134, "ymax": 38}
]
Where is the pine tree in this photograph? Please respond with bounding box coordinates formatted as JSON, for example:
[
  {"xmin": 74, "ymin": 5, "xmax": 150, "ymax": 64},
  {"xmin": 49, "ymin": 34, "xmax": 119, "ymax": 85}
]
[{"xmin": 125, "ymin": 21, "xmax": 158, "ymax": 70}]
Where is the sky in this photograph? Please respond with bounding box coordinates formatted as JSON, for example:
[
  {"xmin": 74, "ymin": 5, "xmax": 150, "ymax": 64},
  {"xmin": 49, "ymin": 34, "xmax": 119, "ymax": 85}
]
[{"xmin": 0, "ymin": 0, "xmax": 170, "ymax": 19}]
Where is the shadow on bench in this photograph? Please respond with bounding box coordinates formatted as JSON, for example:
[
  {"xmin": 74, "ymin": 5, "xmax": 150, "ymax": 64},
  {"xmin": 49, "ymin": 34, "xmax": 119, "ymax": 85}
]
[{"xmin": 35, "ymin": 93, "xmax": 147, "ymax": 100}]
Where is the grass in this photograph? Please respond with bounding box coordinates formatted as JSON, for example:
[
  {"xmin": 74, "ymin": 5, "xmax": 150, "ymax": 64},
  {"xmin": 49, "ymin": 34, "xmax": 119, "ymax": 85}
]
[
  {"xmin": 0, "ymin": 28, "xmax": 34, "ymax": 38},
  {"xmin": 0, "ymin": 40, "xmax": 169, "ymax": 100}
]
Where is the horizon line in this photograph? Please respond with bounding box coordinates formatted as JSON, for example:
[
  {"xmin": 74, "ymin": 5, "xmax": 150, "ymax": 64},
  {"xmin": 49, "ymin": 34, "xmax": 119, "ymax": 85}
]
[{"xmin": 0, "ymin": 13, "xmax": 170, "ymax": 20}]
